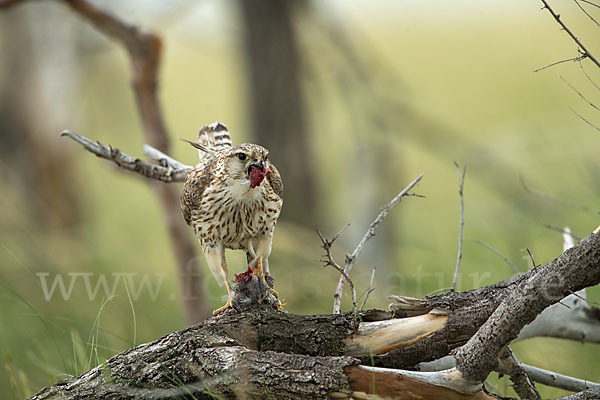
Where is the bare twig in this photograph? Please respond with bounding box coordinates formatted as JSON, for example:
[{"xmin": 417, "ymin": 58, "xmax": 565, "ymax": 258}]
[
  {"xmin": 560, "ymin": 69, "xmax": 600, "ymax": 140},
  {"xmin": 560, "ymin": 75, "xmax": 600, "ymax": 111},
  {"xmin": 520, "ymin": 175, "xmax": 599, "ymax": 216},
  {"xmin": 573, "ymin": 0, "xmax": 600, "ymax": 27},
  {"xmin": 452, "ymin": 163, "xmax": 466, "ymax": 292},
  {"xmin": 62, "ymin": 130, "xmax": 191, "ymax": 182},
  {"xmin": 317, "ymin": 229, "xmax": 357, "ymax": 321},
  {"xmin": 499, "ymin": 347, "xmax": 541, "ymax": 400},
  {"xmin": 525, "ymin": 248, "xmax": 538, "ymax": 269},
  {"xmin": 538, "ymin": 0, "xmax": 600, "ymax": 69},
  {"xmin": 581, "ymin": 0, "xmax": 600, "ymax": 8},
  {"xmin": 579, "ymin": 58, "xmax": 600, "ymax": 91},
  {"xmin": 472, "ymin": 239, "xmax": 521, "ymax": 274},
  {"xmin": 569, "ymin": 106, "xmax": 600, "ymax": 131},
  {"xmin": 534, "ymin": 54, "xmax": 588, "ymax": 72},
  {"xmin": 358, "ymin": 267, "xmax": 376, "ymax": 312},
  {"xmin": 333, "ymin": 173, "xmax": 424, "ymax": 314},
  {"xmin": 543, "ymin": 224, "xmax": 583, "ymax": 241}
]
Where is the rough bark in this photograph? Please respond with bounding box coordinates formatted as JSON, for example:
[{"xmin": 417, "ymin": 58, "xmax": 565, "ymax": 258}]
[
  {"xmin": 454, "ymin": 232, "xmax": 600, "ymax": 384},
  {"xmin": 27, "ymin": 231, "xmax": 600, "ymax": 399},
  {"xmin": 30, "ymin": 345, "xmax": 357, "ymax": 400}
]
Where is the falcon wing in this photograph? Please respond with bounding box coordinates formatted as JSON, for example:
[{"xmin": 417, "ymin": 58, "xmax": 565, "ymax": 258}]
[
  {"xmin": 181, "ymin": 158, "xmax": 216, "ymax": 225},
  {"xmin": 266, "ymin": 163, "xmax": 283, "ymax": 199}
]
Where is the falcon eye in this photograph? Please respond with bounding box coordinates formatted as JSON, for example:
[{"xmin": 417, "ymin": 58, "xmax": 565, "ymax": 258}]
[{"xmin": 237, "ymin": 153, "xmax": 247, "ymax": 161}]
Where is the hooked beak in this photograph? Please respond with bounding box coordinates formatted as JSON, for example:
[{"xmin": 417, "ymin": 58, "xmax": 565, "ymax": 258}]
[{"xmin": 246, "ymin": 160, "xmax": 271, "ymax": 175}]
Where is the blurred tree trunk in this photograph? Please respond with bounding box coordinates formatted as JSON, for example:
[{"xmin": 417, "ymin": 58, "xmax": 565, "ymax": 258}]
[
  {"xmin": 238, "ymin": 0, "xmax": 317, "ymax": 224},
  {"xmin": 0, "ymin": 3, "xmax": 81, "ymax": 230}
]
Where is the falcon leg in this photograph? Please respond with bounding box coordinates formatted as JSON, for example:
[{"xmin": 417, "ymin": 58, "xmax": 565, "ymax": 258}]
[
  {"xmin": 262, "ymin": 258, "xmax": 279, "ymax": 299},
  {"xmin": 254, "ymin": 256, "xmax": 265, "ymax": 280},
  {"xmin": 212, "ymin": 280, "xmax": 233, "ymax": 315},
  {"xmin": 254, "ymin": 257, "xmax": 283, "ymax": 310}
]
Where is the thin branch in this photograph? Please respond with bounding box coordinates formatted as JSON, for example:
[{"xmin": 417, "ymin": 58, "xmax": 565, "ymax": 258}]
[
  {"xmin": 543, "ymin": 224, "xmax": 583, "ymax": 241},
  {"xmin": 560, "ymin": 75, "xmax": 600, "ymax": 112},
  {"xmin": 581, "ymin": 0, "xmax": 600, "ymax": 8},
  {"xmin": 569, "ymin": 106, "xmax": 600, "ymax": 131},
  {"xmin": 333, "ymin": 173, "xmax": 424, "ymax": 314},
  {"xmin": 525, "ymin": 248, "xmax": 538, "ymax": 269},
  {"xmin": 61, "ymin": 130, "xmax": 191, "ymax": 182},
  {"xmin": 452, "ymin": 162, "xmax": 466, "ymax": 292},
  {"xmin": 538, "ymin": 0, "xmax": 600, "ymax": 69},
  {"xmin": 472, "ymin": 239, "xmax": 521, "ymax": 274},
  {"xmin": 534, "ymin": 54, "xmax": 588, "ymax": 72},
  {"xmin": 359, "ymin": 267, "xmax": 376, "ymax": 312},
  {"xmin": 499, "ymin": 347, "xmax": 541, "ymax": 400},
  {"xmin": 579, "ymin": 59, "xmax": 600, "ymax": 91},
  {"xmin": 317, "ymin": 229, "xmax": 358, "ymax": 322},
  {"xmin": 520, "ymin": 175, "xmax": 600, "ymax": 216},
  {"xmin": 573, "ymin": 0, "xmax": 600, "ymax": 27}
]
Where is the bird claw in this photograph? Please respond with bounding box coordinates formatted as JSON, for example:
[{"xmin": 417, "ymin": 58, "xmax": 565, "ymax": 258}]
[{"xmin": 212, "ymin": 298, "xmax": 234, "ymax": 315}]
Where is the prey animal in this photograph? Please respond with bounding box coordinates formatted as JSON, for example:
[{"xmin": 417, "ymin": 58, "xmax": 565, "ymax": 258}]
[{"xmin": 181, "ymin": 122, "xmax": 283, "ymax": 314}]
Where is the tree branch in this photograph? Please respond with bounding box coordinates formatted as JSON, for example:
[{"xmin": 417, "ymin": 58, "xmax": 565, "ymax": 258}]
[
  {"xmin": 454, "ymin": 231, "xmax": 600, "ymax": 384},
  {"xmin": 333, "ymin": 173, "xmax": 424, "ymax": 314},
  {"xmin": 538, "ymin": 0, "xmax": 600, "ymax": 69},
  {"xmin": 499, "ymin": 347, "xmax": 541, "ymax": 400},
  {"xmin": 317, "ymin": 227, "xmax": 358, "ymax": 321},
  {"xmin": 472, "ymin": 238, "xmax": 521, "ymax": 274},
  {"xmin": 419, "ymin": 355, "xmax": 600, "ymax": 393},
  {"xmin": 26, "ymin": 229, "xmax": 600, "ymax": 398},
  {"xmin": 452, "ymin": 162, "xmax": 467, "ymax": 291},
  {"xmin": 61, "ymin": 130, "xmax": 191, "ymax": 182}
]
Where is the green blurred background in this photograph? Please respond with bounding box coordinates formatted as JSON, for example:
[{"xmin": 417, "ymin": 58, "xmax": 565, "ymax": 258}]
[{"xmin": 1, "ymin": 0, "xmax": 599, "ymax": 398}]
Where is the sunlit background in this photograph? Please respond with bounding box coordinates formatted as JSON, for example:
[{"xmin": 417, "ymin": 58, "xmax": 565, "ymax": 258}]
[{"xmin": 1, "ymin": 0, "xmax": 599, "ymax": 398}]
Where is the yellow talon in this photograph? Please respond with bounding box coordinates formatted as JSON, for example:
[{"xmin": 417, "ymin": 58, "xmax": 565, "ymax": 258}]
[
  {"xmin": 276, "ymin": 297, "xmax": 286, "ymax": 311},
  {"xmin": 213, "ymin": 281, "xmax": 234, "ymax": 315},
  {"xmin": 212, "ymin": 298, "xmax": 234, "ymax": 315},
  {"xmin": 255, "ymin": 257, "xmax": 265, "ymax": 280}
]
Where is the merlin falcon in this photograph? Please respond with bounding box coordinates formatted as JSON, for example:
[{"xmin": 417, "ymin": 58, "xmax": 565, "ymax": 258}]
[{"xmin": 181, "ymin": 122, "xmax": 283, "ymax": 314}]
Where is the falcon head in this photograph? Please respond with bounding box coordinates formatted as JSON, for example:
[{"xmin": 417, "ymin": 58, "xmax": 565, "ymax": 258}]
[{"xmin": 225, "ymin": 144, "xmax": 272, "ymax": 189}]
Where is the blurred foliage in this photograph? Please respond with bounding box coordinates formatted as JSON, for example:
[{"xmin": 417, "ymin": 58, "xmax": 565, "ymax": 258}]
[{"xmin": 1, "ymin": 0, "xmax": 600, "ymax": 398}]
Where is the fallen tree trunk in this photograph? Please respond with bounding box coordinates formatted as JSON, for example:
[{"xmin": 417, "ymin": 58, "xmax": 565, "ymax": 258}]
[{"xmin": 29, "ymin": 231, "xmax": 600, "ymax": 399}]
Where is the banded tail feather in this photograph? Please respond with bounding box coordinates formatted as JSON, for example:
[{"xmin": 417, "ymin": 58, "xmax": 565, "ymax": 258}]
[{"xmin": 195, "ymin": 121, "xmax": 232, "ymax": 162}]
